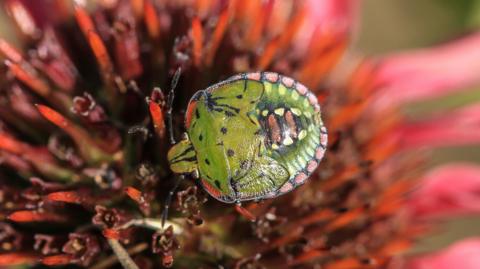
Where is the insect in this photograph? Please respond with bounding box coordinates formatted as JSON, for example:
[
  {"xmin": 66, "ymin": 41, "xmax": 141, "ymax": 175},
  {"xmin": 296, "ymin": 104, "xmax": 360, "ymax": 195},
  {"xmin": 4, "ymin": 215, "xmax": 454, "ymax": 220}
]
[{"xmin": 167, "ymin": 72, "xmax": 327, "ymax": 207}]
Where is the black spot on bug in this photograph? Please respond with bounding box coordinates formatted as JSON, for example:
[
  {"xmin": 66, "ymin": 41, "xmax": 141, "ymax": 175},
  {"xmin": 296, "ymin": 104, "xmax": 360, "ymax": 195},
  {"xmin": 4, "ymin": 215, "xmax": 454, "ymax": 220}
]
[
  {"xmin": 199, "ymin": 134, "xmax": 203, "ymax": 141},
  {"xmin": 240, "ymin": 160, "xmax": 249, "ymax": 170},
  {"xmin": 220, "ymin": 127, "xmax": 227, "ymax": 134},
  {"xmin": 205, "ymin": 159, "xmax": 210, "ymax": 165},
  {"xmin": 250, "ymin": 100, "xmax": 256, "ymax": 104},
  {"xmin": 236, "ymin": 94, "xmax": 243, "ymax": 99},
  {"xmin": 195, "ymin": 109, "xmax": 200, "ymax": 119},
  {"xmin": 227, "ymin": 149, "xmax": 235, "ymax": 157},
  {"xmin": 214, "ymin": 180, "xmax": 221, "ymax": 189}
]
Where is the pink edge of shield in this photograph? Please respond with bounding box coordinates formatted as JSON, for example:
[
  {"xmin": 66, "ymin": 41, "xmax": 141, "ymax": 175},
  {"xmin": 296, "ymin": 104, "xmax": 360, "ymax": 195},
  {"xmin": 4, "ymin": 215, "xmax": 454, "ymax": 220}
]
[
  {"xmin": 230, "ymin": 74, "xmax": 242, "ymax": 80},
  {"xmin": 321, "ymin": 131, "xmax": 328, "ymax": 145},
  {"xmin": 316, "ymin": 146, "xmax": 326, "ymax": 160},
  {"xmin": 264, "ymin": 191, "xmax": 277, "ymax": 199},
  {"xmin": 307, "ymin": 160, "xmax": 318, "ymax": 173},
  {"xmin": 279, "ymin": 182, "xmax": 294, "ymax": 194},
  {"xmin": 281, "ymin": 76, "xmax": 295, "ymax": 87},
  {"xmin": 247, "ymin": 72, "xmax": 261, "ymax": 81},
  {"xmin": 307, "ymin": 93, "xmax": 318, "ymax": 106},
  {"xmin": 265, "ymin": 72, "xmax": 279, "ymax": 82},
  {"xmin": 296, "ymin": 83, "xmax": 308, "ymax": 95},
  {"xmin": 295, "ymin": 172, "xmax": 308, "ymax": 185}
]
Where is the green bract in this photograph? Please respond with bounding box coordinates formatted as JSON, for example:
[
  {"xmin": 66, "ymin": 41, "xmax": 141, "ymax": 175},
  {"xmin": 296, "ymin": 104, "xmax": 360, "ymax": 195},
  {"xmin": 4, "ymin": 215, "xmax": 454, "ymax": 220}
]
[{"xmin": 168, "ymin": 72, "xmax": 327, "ymax": 203}]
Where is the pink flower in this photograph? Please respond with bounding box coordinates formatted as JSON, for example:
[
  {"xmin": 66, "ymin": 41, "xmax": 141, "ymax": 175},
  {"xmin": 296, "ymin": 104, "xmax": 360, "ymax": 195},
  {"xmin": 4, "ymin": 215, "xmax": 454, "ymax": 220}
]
[
  {"xmin": 399, "ymin": 104, "xmax": 480, "ymax": 149},
  {"xmin": 365, "ymin": 21, "xmax": 480, "ymax": 269},
  {"xmin": 295, "ymin": 0, "xmax": 359, "ymax": 53},
  {"xmin": 370, "ymin": 32, "xmax": 480, "ymax": 268},
  {"xmin": 307, "ymin": 0, "xmax": 359, "ymax": 33},
  {"xmin": 408, "ymin": 164, "xmax": 480, "ymax": 218},
  {"xmin": 409, "ymin": 238, "xmax": 480, "ymax": 269},
  {"xmin": 370, "ymin": 32, "xmax": 480, "ymax": 112}
]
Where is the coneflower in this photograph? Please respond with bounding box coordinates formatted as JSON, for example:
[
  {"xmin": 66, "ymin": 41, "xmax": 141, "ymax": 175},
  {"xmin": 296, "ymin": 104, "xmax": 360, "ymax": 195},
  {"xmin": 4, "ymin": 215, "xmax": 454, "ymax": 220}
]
[{"xmin": 0, "ymin": 0, "xmax": 479, "ymax": 268}]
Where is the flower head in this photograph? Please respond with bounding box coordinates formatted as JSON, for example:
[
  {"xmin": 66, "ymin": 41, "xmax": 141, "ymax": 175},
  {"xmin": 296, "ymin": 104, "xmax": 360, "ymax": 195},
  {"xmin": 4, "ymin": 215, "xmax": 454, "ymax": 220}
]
[
  {"xmin": 152, "ymin": 226, "xmax": 179, "ymax": 268},
  {"xmin": 62, "ymin": 233, "xmax": 101, "ymax": 266}
]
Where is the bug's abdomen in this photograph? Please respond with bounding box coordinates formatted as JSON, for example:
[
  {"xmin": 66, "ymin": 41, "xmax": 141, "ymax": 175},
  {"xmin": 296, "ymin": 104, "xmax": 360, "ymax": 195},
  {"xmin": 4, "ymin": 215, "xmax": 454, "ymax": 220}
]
[
  {"xmin": 245, "ymin": 72, "xmax": 327, "ymax": 194},
  {"xmin": 260, "ymin": 108, "xmax": 306, "ymax": 150}
]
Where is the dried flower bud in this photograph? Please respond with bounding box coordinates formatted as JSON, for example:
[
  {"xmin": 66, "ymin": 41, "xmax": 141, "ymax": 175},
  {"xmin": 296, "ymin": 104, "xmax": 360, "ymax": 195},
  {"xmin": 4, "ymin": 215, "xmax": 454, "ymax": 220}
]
[
  {"xmin": 176, "ymin": 186, "xmax": 207, "ymax": 226},
  {"xmin": 62, "ymin": 233, "xmax": 101, "ymax": 267},
  {"xmin": 252, "ymin": 207, "xmax": 286, "ymax": 243},
  {"xmin": 48, "ymin": 134, "xmax": 84, "ymax": 168},
  {"xmin": 170, "ymin": 36, "xmax": 192, "ymax": 74},
  {"xmin": 72, "ymin": 92, "xmax": 107, "ymax": 123},
  {"xmin": 22, "ymin": 177, "xmax": 69, "ymax": 209},
  {"xmin": 152, "ymin": 226, "xmax": 179, "ymax": 268},
  {"xmin": 135, "ymin": 163, "xmax": 158, "ymax": 186},
  {"xmin": 0, "ymin": 222, "xmax": 23, "ymax": 252},
  {"xmin": 150, "ymin": 87, "xmax": 165, "ymax": 104},
  {"xmin": 124, "ymin": 186, "xmax": 151, "ymax": 215},
  {"xmin": 34, "ymin": 234, "xmax": 60, "ymax": 255},
  {"xmin": 83, "ymin": 164, "xmax": 122, "ymax": 190},
  {"xmin": 93, "ymin": 205, "xmax": 129, "ymax": 229}
]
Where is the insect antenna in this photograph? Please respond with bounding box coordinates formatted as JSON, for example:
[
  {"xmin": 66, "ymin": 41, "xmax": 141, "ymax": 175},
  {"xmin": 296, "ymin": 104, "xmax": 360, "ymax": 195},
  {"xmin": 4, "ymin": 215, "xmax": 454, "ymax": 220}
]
[
  {"xmin": 166, "ymin": 67, "xmax": 182, "ymax": 145},
  {"xmin": 162, "ymin": 67, "xmax": 183, "ymax": 227}
]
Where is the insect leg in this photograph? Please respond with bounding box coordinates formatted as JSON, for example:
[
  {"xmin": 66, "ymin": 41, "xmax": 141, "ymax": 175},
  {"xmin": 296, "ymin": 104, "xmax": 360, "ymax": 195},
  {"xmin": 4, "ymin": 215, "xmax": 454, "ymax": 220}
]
[
  {"xmin": 166, "ymin": 67, "xmax": 182, "ymax": 145},
  {"xmin": 161, "ymin": 174, "xmax": 184, "ymax": 227},
  {"xmin": 234, "ymin": 202, "xmax": 256, "ymax": 222}
]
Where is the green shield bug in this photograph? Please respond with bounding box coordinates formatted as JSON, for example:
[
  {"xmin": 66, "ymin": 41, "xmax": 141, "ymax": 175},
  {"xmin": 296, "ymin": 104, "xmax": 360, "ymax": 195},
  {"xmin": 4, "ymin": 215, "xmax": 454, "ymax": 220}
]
[{"xmin": 166, "ymin": 72, "xmax": 327, "ymax": 213}]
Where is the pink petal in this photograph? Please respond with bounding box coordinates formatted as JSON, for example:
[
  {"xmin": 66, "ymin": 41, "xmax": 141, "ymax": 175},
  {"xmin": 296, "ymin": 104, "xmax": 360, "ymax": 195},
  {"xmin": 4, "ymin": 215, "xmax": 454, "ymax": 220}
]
[
  {"xmin": 408, "ymin": 164, "xmax": 480, "ymax": 218},
  {"xmin": 307, "ymin": 0, "xmax": 360, "ymax": 33},
  {"xmin": 399, "ymin": 104, "xmax": 480, "ymax": 149},
  {"xmin": 409, "ymin": 238, "xmax": 480, "ymax": 269},
  {"xmin": 295, "ymin": 0, "xmax": 360, "ymax": 53},
  {"xmin": 370, "ymin": 32, "xmax": 480, "ymax": 111}
]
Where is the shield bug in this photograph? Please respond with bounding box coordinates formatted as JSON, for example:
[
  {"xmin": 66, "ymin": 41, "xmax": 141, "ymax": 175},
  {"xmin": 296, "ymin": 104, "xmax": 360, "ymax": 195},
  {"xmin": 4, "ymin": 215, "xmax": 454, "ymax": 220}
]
[{"xmin": 166, "ymin": 71, "xmax": 327, "ymax": 214}]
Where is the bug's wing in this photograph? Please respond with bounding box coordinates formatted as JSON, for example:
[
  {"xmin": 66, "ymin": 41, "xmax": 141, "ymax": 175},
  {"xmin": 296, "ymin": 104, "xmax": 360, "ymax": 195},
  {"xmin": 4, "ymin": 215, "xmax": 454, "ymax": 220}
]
[
  {"xmin": 232, "ymin": 153, "xmax": 289, "ymax": 201},
  {"xmin": 207, "ymin": 79, "xmax": 291, "ymax": 200},
  {"xmin": 191, "ymin": 78, "xmax": 283, "ymax": 202},
  {"xmin": 206, "ymin": 79, "xmax": 264, "ymax": 114},
  {"xmin": 188, "ymin": 97, "xmax": 236, "ymax": 202}
]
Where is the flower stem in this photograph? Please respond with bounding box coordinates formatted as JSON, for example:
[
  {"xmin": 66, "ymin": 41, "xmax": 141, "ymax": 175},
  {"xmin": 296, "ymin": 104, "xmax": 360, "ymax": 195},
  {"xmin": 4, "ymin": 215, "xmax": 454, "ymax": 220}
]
[
  {"xmin": 91, "ymin": 243, "xmax": 148, "ymax": 269},
  {"xmin": 107, "ymin": 239, "xmax": 139, "ymax": 269},
  {"xmin": 119, "ymin": 218, "xmax": 183, "ymax": 233}
]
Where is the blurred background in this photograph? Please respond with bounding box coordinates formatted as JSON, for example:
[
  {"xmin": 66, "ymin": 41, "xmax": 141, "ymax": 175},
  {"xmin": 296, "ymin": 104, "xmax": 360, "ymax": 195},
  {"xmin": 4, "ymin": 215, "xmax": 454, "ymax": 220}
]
[
  {"xmin": 357, "ymin": 0, "xmax": 480, "ymax": 254},
  {"xmin": 1, "ymin": 0, "xmax": 480, "ymax": 257}
]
